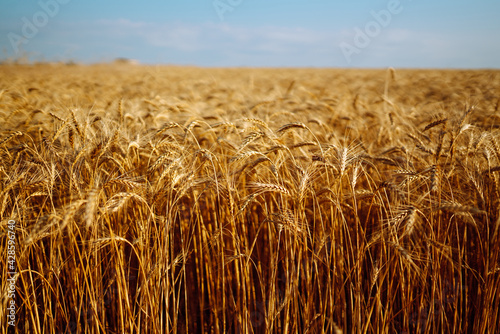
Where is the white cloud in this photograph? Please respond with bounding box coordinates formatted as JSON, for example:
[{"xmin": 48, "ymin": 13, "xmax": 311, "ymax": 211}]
[
  {"xmin": 2, "ymin": 16, "xmax": 498, "ymax": 67},
  {"xmin": 88, "ymin": 19, "xmax": 333, "ymax": 54},
  {"xmin": 146, "ymin": 24, "xmax": 205, "ymax": 51},
  {"xmin": 60, "ymin": 19, "xmax": 339, "ymax": 66}
]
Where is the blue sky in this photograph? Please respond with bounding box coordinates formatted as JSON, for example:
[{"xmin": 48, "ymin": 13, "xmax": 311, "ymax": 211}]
[{"xmin": 0, "ymin": 0, "xmax": 499, "ymax": 68}]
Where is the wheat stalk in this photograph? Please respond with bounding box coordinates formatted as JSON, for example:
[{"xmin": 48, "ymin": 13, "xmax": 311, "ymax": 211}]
[
  {"xmin": 249, "ymin": 182, "xmax": 290, "ymax": 196},
  {"xmin": 423, "ymin": 118, "xmax": 448, "ymax": 132},
  {"xmin": 276, "ymin": 122, "xmax": 308, "ymax": 135}
]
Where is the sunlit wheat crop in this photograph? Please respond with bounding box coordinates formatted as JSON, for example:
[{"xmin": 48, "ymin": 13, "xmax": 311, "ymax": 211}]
[{"xmin": 1, "ymin": 63, "xmax": 499, "ymax": 333}]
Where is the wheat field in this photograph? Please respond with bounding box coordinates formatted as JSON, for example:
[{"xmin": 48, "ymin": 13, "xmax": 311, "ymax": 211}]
[{"xmin": 1, "ymin": 63, "xmax": 499, "ymax": 333}]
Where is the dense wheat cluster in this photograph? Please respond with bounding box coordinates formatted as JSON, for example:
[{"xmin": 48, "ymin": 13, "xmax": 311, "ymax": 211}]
[{"xmin": 1, "ymin": 63, "xmax": 499, "ymax": 333}]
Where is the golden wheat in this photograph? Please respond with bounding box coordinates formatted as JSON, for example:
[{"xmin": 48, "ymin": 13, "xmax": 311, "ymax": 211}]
[{"xmin": 0, "ymin": 63, "xmax": 499, "ymax": 334}]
